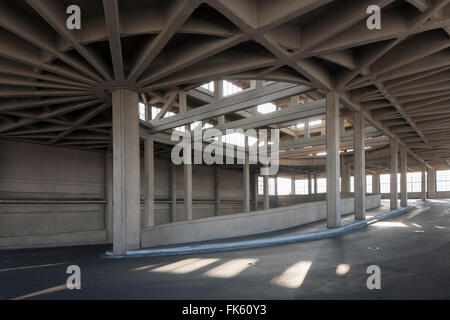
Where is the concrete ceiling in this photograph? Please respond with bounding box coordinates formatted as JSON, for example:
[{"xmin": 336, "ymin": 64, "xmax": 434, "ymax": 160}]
[{"xmin": 0, "ymin": 0, "xmax": 448, "ymax": 168}]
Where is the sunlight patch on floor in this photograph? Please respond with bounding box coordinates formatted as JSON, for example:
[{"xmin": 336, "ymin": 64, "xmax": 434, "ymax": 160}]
[
  {"xmin": 204, "ymin": 259, "xmax": 258, "ymax": 279},
  {"xmin": 150, "ymin": 258, "xmax": 219, "ymax": 274},
  {"xmin": 270, "ymin": 261, "xmax": 312, "ymax": 289}
]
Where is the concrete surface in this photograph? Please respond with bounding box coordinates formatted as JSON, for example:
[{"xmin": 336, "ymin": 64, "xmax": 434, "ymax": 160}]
[
  {"xmin": 141, "ymin": 195, "xmax": 381, "ymax": 248},
  {"xmin": 0, "ymin": 200, "xmax": 448, "ymax": 300}
]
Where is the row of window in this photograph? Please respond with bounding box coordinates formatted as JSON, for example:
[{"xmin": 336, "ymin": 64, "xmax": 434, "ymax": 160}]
[{"xmin": 257, "ymin": 170, "xmax": 450, "ymax": 195}]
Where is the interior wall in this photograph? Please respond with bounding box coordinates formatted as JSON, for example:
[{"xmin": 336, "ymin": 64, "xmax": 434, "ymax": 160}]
[{"xmin": 0, "ymin": 140, "xmax": 107, "ymax": 248}]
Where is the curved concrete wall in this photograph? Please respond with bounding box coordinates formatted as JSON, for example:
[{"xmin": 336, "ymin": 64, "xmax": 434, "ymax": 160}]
[{"xmin": 141, "ymin": 194, "xmax": 381, "ymax": 248}]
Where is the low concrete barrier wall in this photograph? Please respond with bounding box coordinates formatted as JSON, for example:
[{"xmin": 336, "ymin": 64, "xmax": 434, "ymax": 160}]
[{"xmin": 141, "ymin": 194, "xmax": 381, "ymax": 248}]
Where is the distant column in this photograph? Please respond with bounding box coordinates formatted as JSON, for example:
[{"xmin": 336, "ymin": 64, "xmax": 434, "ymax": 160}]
[
  {"xmin": 314, "ymin": 173, "xmax": 318, "ymax": 194},
  {"xmin": 243, "ymin": 138, "xmax": 250, "ymax": 212},
  {"xmin": 308, "ymin": 173, "xmax": 313, "ymax": 195},
  {"xmin": 427, "ymin": 168, "xmax": 436, "ymax": 199},
  {"xmin": 184, "ymin": 141, "xmax": 193, "ymax": 220},
  {"xmin": 215, "ymin": 166, "xmax": 221, "ymax": 216},
  {"xmin": 170, "ymin": 163, "xmax": 177, "ymax": 222},
  {"xmin": 326, "ymin": 91, "xmax": 341, "ymax": 228},
  {"xmin": 400, "ymin": 148, "xmax": 408, "ymax": 207},
  {"xmin": 373, "ymin": 173, "xmax": 380, "ymax": 194},
  {"xmin": 263, "ymin": 173, "xmax": 270, "ymax": 210},
  {"xmin": 105, "ymin": 152, "xmax": 113, "ymax": 242},
  {"xmin": 144, "ymin": 135, "xmax": 155, "ymax": 227},
  {"xmin": 421, "ymin": 164, "xmax": 426, "ymax": 201},
  {"xmin": 390, "ymin": 137, "xmax": 398, "ymax": 210},
  {"xmin": 341, "ymin": 160, "xmax": 350, "ymax": 193},
  {"xmin": 353, "ymin": 110, "xmax": 366, "ymax": 220}
]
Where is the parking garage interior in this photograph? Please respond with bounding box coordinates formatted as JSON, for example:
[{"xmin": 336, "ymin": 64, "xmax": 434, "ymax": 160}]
[{"xmin": 0, "ymin": 0, "xmax": 449, "ymax": 301}]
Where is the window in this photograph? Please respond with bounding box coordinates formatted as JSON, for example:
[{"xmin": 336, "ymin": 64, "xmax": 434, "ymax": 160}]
[
  {"xmin": 349, "ymin": 175, "xmax": 372, "ymax": 193},
  {"xmin": 380, "ymin": 174, "xmax": 401, "ymax": 193},
  {"xmin": 295, "ymin": 179, "xmax": 309, "ymax": 195},
  {"xmin": 407, "ymin": 172, "xmax": 422, "ymax": 192},
  {"xmin": 317, "ymin": 178, "xmax": 327, "ymax": 193},
  {"xmin": 201, "ymin": 81, "xmax": 214, "ymax": 92},
  {"xmin": 277, "ymin": 177, "xmax": 292, "ymax": 195},
  {"xmin": 257, "ymin": 102, "xmax": 277, "ymax": 114},
  {"xmin": 436, "ymin": 170, "xmax": 450, "ymax": 191},
  {"xmin": 268, "ymin": 178, "xmax": 276, "ymax": 195},
  {"xmin": 139, "ymin": 103, "xmax": 146, "ymax": 121},
  {"xmin": 366, "ymin": 175, "xmax": 373, "ymax": 193},
  {"xmin": 258, "ymin": 176, "xmax": 264, "ymax": 195},
  {"xmin": 223, "ymin": 80, "xmax": 243, "ymax": 96},
  {"xmin": 380, "ymin": 174, "xmax": 390, "ymax": 193}
]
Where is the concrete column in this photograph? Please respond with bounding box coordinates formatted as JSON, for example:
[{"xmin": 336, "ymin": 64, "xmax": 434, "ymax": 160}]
[
  {"xmin": 421, "ymin": 164, "xmax": 426, "ymax": 201},
  {"xmin": 291, "ymin": 177, "xmax": 296, "ymax": 195},
  {"xmin": 252, "ymin": 172, "xmax": 258, "ymax": 210},
  {"xmin": 215, "ymin": 166, "xmax": 221, "ymax": 215},
  {"xmin": 341, "ymin": 160, "xmax": 351, "ymax": 193},
  {"xmin": 326, "ymin": 92, "xmax": 341, "ymax": 228},
  {"xmin": 400, "ymin": 148, "xmax": 408, "ymax": 207},
  {"xmin": 144, "ymin": 136, "xmax": 155, "ymax": 227},
  {"xmin": 373, "ymin": 173, "xmax": 380, "ymax": 194},
  {"xmin": 263, "ymin": 173, "xmax": 269, "ymax": 210},
  {"xmin": 390, "ymin": 137, "xmax": 398, "ymax": 210},
  {"xmin": 214, "ymin": 80, "xmax": 223, "ymax": 100},
  {"xmin": 427, "ymin": 168, "xmax": 436, "ymax": 199},
  {"xmin": 340, "ymin": 115, "xmax": 345, "ymax": 137},
  {"xmin": 184, "ymin": 143, "xmax": 193, "ymax": 221},
  {"xmin": 112, "ymin": 89, "xmax": 140, "ymax": 255},
  {"xmin": 308, "ymin": 173, "xmax": 312, "ymax": 195},
  {"xmin": 170, "ymin": 163, "xmax": 177, "ymax": 222},
  {"xmin": 314, "ymin": 173, "xmax": 318, "ymax": 194},
  {"xmin": 353, "ymin": 111, "xmax": 366, "ymax": 220},
  {"xmin": 304, "ymin": 121, "xmax": 310, "ymax": 139},
  {"xmin": 104, "ymin": 152, "xmax": 113, "ymax": 242},
  {"xmin": 243, "ymin": 138, "xmax": 250, "ymax": 212}
]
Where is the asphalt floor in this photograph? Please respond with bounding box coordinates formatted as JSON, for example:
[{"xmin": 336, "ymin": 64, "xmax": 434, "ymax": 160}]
[{"xmin": 0, "ymin": 199, "xmax": 448, "ymax": 299}]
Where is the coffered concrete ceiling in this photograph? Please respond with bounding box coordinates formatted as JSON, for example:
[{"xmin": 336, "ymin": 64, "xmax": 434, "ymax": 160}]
[{"xmin": 0, "ymin": 0, "xmax": 448, "ymax": 167}]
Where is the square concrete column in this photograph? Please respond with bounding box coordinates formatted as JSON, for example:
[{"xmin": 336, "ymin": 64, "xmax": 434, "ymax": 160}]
[
  {"xmin": 184, "ymin": 143, "xmax": 193, "ymax": 220},
  {"xmin": 215, "ymin": 166, "xmax": 221, "ymax": 215},
  {"xmin": 308, "ymin": 173, "xmax": 312, "ymax": 195},
  {"xmin": 353, "ymin": 111, "xmax": 366, "ymax": 220},
  {"xmin": 112, "ymin": 89, "xmax": 140, "ymax": 255},
  {"xmin": 104, "ymin": 152, "xmax": 113, "ymax": 242},
  {"xmin": 341, "ymin": 160, "xmax": 350, "ymax": 193},
  {"xmin": 427, "ymin": 168, "xmax": 436, "ymax": 199},
  {"xmin": 421, "ymin": 164, "xmax": 426, "ymax": 201},
  {"xmin": 373, "ymin": 173, "xmax": 380, "ymax": 194},
  {"xmin": 326, "ymin": 92, "xmax": 341, "ymax": 228},
  {"xmin": 400, "ymin": 148, "xmax": 408, "ymax": 207},
  {"xmin": 170, "ymin": 163, "xmax": 177, "ymax": 222},
  {"xmin": 144, "ymin": 135, "xmax": 155, "ymax": 227},
  {"xmin": 314, "ymin": 173, "xmax": 318, "ymax": 194},
  {"xmin": 304, "ymin": 121, "xmax": 310, "ymax": 139},
  {"xmin": 263, "ymin": 173, "xmax": 269, "ymax": 210},
  {"xmin": 291, "ymin": 177, "xmax": 296, "ymax": 195},
  {"xmin": 243, "ymin": 138, "xmax": 250, "ymax": 212},
  {"xmin": 390, "ymin": 137, "xmax": 398, "ymax": 210}
]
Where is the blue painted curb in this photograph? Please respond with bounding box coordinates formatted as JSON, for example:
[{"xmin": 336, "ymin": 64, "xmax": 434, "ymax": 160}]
[{"xmin": 102, "ymin": 206, "xmax": 413, "ymax": 259}]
